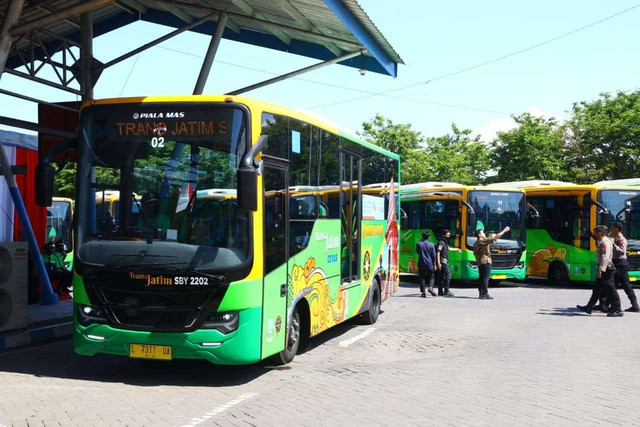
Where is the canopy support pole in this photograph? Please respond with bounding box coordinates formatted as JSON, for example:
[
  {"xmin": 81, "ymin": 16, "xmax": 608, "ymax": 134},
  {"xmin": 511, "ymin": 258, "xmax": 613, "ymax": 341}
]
[
  {"xmin": 193, "ymin": 12, "xmax": 227, "ymax": 95},
  {"xmin": 227, "ymin": 49, "xmax": 365, "ymax": 95},
  {"xmin": 0, "ymin": 0, "xmax": 25, "ymax": 81}
]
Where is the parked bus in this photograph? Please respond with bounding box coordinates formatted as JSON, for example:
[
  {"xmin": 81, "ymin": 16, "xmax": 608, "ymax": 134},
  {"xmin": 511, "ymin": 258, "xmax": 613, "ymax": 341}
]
[
  {"xmin": 399, "ymin": 183, "xmax": 527, "ymax": 281},
  {"xmin": 498, "ymin": 181, "xmax": 640, "ymax": 284},
  {"xmin": 46, "ymin": 196, "xmax": 73, "ymax": 267},
  {"xmin": 63, "ymin": 95, "xmax": 399, "ymax": 365}
]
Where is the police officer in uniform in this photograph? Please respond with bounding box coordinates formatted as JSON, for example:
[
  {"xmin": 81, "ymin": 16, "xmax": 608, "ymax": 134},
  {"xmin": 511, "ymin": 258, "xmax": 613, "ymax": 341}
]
[
  {"xmin": 436, "ymin": 229, "xmax": 458, "ymax": 297},
  {"xmin": 577, "ymin": 225, "xmax": 623, "ymax": 317}
]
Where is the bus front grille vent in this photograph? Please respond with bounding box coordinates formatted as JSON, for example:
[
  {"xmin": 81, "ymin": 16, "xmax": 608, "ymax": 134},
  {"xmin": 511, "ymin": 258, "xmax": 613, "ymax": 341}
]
[{"xmin": 94, "ymin": 285, "xmax": 215, "ymax": 332}]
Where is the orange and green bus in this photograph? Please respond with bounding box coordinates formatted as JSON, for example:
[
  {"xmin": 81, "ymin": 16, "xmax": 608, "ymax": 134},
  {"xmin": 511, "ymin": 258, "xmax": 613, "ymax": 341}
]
[
  {"xmin": 399, "ymin": 183, "xmax": 527, "ymax": 281},
  {"xmin": 62, "ymin": 95, "xmax": 399, "ymax": 365}
]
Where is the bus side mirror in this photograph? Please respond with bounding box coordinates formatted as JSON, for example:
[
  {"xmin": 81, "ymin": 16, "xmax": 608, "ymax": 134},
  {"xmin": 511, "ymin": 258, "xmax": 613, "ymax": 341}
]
[
  {"xmin": 237, "ymin": 135, "xmax": 268, "ymax": 212},
  {"xmin": 35, "ymin": 163, "xmax": 55, "ymax": 207},
  {"xmin": 455, "ymin": 227, "xmax": 463, "ymax": 237},
  {"xmin": 467, "ymin": 211, "xmax": 476, "ymax": 230},
  {"xmin": 400, "ymin": 209, "xmax": 408, "ymax": 229},
  {"xmin": 237, "ymin": 167, "xmax": 258, "ymax": 211},
  {"xmin": 531, "ymin": 216, "xmax": 542, "ymax": 229}
]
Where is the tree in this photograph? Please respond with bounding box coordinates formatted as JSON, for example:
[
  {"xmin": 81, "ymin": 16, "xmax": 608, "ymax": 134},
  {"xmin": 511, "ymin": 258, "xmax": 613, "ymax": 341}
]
[
  {"xmin": 359, "ymin": 114, "xmax": 422, "ymax": 159},
  {"xmin": 417, "ymin": 124, "xmax": 491, "ymax": 185},
  {"xmin": 400, "ymin": 124, "xmax": 491, "ymax": 185},
  {"xmin": 565, "ymin": 90, "xmax": 640, "ymax": 183},
  {"xmin": 489, "ymin": 113, "xmax": 568, "ymax": 183}
]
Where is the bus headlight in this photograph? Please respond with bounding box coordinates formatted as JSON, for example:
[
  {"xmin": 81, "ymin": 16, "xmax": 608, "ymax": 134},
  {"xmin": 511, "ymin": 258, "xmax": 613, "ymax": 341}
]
[
  {"xmin": 201, "ymin": 311, "xmax": 239, "ymax": 334},
  {"xmin": 77, "ymin": 304, "xmax": 107, "ymax": 326},
  {"xmin": 516, "ymin": 262, "xmax": 524, "ymax": 269},
  {"xmin": 469, "ymin": 261, "xmax": 478, "ymax": 269}
]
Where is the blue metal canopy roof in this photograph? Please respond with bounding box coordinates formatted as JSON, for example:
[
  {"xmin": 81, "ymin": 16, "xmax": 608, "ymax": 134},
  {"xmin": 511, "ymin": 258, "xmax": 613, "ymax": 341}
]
[{"xmin": 3, "ymin": 0, "xmax": 403, "ymax": 78}]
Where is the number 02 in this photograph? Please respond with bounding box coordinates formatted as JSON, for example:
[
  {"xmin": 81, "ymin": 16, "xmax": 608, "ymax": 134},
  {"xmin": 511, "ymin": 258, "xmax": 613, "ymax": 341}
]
[{"xmin": 151, "ymin": 137, "xmax": 165, "ymax": 148}]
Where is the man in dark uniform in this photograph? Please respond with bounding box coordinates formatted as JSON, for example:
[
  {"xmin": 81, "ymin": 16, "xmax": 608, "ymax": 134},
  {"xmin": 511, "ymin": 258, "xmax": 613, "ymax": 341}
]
[
  {"xmin": 416, "ymin": 231, "xmax": 437, "ymax": 298},
  {"xmin": 610, "ymin": 222, "xmax": 639, "ymax": 312},
  {"xmin": 436, "ymin": 229, "xmax": 457, "ymax": 297},
  {"xmin": 577, "ymin": 225, "xmax": 623, "ymax": 317}
]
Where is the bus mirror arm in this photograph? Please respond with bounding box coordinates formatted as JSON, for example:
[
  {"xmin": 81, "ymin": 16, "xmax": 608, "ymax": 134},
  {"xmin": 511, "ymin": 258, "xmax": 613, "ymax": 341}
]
[
  {"xmin": 590, "ymin": 200, "xmax": 609, "ymax": 215},
  {"xmin": 400, "ymin": 208, "xmax": 408, "ymax": 229},
  {"xmin": 238, "ymin": 135, "xmax": 268, "ymax": 212},
  {"xmin": 526, "ymin": 202, "xmax": 540, "ymax": 218},
  {"xmin": 461, "ymin": 200, "xmax": 475, "ymax": 229}
]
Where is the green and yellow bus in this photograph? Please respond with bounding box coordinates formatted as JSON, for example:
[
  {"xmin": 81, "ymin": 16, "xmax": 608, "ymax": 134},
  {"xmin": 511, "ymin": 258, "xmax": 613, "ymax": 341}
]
[
  {"xmin": 68, "ymin": 95, "xmax": 400, "ymax": 365},
  {"xmin": 499, "ymin": 181, "xmax": 640, "ymax": 284},
  {"xmin": 399, "ymin": 183, "xmax": 527, "ymax": 281}
]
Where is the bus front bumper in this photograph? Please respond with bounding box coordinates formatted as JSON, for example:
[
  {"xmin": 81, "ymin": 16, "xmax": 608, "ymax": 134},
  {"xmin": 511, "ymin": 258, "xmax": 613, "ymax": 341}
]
[
  {"xmin": 462, "ymin": 261, "xmax": 526, "ymax": 281},
  {"xmin": 73, "ymin": 306, "xmax": 262, "ymax": 365}
]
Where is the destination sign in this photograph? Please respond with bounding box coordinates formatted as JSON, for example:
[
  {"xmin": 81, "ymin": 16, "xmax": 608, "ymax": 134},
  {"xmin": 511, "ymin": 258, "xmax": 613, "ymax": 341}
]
[{"xmin": 99, "ymin": 104, "xmax": 241, "ymax": 146}]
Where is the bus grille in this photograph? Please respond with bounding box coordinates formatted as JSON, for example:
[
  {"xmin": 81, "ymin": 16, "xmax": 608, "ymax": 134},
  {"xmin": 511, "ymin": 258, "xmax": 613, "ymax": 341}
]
[
  {"xmin": 628, "ymin": 255, "xmax": 640, "ymax": 271},
  {"xmin": 490, "ymin": 253, "xmax": 520, "ymax": 269},
  {"xmin": 94, "ymin": 285, "xmax": 216, "ymax": 332}
]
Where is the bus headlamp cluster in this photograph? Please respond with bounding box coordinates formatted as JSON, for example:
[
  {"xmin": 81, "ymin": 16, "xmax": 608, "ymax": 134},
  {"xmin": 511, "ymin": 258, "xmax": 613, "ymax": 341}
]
[
  {"xmin": 77, "ymin": 304, "xmax": 107, "ymax": 326},
  {"xmin": 201, "ymin": 311, "xmax": 239, "ymax": 334}
]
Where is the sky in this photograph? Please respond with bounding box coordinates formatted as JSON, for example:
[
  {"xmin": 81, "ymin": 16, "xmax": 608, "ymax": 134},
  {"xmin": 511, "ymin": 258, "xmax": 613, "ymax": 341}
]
[{"xmin": 1, "ymin": 0, "xmax": 639, "ymax": 143}]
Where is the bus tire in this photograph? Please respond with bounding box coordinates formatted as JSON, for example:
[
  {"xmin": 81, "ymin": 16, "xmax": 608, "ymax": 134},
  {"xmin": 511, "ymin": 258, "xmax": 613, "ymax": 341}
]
[
  {"xmin": 271, "ymin": 305, "xmax": 302, "ymax": 365},
  {"xmin": 548, "ymin": 262, "xmax": 569, "ymax": 286},
  {"xmin": 361, "ymin": 279, "xmax": 381, "ymax": 325}
]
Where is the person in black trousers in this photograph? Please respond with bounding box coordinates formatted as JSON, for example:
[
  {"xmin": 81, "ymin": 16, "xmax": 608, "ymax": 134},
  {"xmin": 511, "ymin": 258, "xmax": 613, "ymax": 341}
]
[
  {"xmin": 416, "ymin": 231, "xmax": 437, "ymax": 298},
  {"xmin": 577, "ymin": 225, "xmax": 623, "ymax": 317},
  {"xmin": 436, "ymin": 229, "xmax": 459, "ymax": 297},
  {"xmin": 473, "ymin": 226, "xmax": 510, "ymax": 300},
  {"xmin": 610, "ymin": 222, "xmax": 639, "ymax": 312}
]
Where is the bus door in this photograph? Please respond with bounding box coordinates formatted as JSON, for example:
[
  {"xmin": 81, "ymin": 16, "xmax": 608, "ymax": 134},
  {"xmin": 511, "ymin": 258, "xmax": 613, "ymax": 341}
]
[
  {"xmin": 340, "ymin": 151, "xmax": 362, "ymax": 283},
  {"xmin": 261, "ymin": 162, "xmax": 290, "ymax": 357}
]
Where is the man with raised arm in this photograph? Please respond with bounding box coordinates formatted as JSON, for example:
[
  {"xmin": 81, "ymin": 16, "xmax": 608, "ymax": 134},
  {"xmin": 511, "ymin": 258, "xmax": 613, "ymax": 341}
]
[{"xmin": 473, "ymin": 226, "xmax": 510, "ymax": 300}]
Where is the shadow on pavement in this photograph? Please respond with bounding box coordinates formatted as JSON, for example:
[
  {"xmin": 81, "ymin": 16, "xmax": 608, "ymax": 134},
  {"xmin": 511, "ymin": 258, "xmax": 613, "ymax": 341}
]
[
  {"xmin": 536, "ymin": 307, "xmax": 590, "ymax": 317},
  {"xmin": 0, "ymin": 315, "xmax": 373, "ymax": 387},
  {"xmin": 0, "ymin": 340, "xmax": 271, "ymax": 386}
]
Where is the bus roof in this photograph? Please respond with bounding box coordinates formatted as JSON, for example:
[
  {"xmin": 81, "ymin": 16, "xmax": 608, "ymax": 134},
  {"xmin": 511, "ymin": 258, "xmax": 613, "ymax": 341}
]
[
  {"xmin": 487, "ymin": 180, "xmax": 575, "ymax": 189},
  {"xmin": 83, "ymin": 95, "xmax": 400, "ymax": 162},
  {"xmin": 401, "ymin": 182, "xmax": 464, "ymax": 191},
  {"xmin": 594, "ymin": 178, "xmax": 640, "ymax": 186}
]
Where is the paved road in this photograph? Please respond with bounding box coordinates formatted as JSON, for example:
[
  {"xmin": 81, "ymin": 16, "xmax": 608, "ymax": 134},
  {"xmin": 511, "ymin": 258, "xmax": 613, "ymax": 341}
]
[{"xmin": 2, "ymin": 279, "xmax": 640, "ymax": 426}]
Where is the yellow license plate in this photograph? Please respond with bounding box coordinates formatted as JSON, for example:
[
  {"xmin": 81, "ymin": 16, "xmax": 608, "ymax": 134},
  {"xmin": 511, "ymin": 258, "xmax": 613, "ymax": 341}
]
[
  {"xmin": 630, "ymin": 276, "xmax": 637, "ymax": 282},
  {"xmin": 491, "ymin": 274, "xmax": 508, "ymax": 280},
  {"xmin": 129, "ymin": 344, "xmax": 172, "ymax": 360}
]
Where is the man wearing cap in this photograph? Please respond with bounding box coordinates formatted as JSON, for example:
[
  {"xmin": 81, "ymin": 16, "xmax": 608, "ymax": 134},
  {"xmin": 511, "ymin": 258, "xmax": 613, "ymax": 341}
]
[
  {"xmin": 610, "ymin": 222, "xmax": 639, "ymax": 312},
  {"xmin": 473, "ymin": 226, "xmax": 510, "ymax": 299},
  {"xmin": 577, "ymin": 225, "xmax": 623, "ymax": 317}
]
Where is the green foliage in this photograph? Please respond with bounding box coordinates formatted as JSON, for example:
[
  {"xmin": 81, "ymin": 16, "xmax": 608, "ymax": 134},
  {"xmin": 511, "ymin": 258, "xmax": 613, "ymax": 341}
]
[
  {"xmin": 359, "ymin": 114, "xmax": 422, "ymax": 158},
  {"xmin": 361, "ymin": 116, "xmax": 491, "ymax": 185},
  {"xmin": 489, "ymin": 113, "xmax": 568, "ymax": 183},
  {"xmin": 566, "ymin": 90, "xmax": 640, "ymax": 183}
]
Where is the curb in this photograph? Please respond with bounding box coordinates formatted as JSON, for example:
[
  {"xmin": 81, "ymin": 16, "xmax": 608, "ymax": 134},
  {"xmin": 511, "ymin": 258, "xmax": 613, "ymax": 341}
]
[{"xmin": 0, "ymin": 321, "xmax": 73, "ymax": 350}]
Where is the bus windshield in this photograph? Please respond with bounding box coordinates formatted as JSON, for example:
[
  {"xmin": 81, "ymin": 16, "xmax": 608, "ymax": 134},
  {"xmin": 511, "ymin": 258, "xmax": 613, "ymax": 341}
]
[
  {"xmin": 467, "ymin": 190, "xmax": 526, "ymax": 248},
  {"xmin": 47, "ymin": 200, "xmax": 72, "ymax": 244},
  {"xmin": 599, "ymin": 189, "xmax": 640, "ymax": 244},
  {"xmin": 75, "ymin": 103, "xmax": 250, "ymax": 274}
]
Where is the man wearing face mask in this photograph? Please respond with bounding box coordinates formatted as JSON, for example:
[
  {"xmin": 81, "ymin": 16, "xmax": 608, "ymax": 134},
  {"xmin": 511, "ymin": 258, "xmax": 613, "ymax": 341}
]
[{"xmin": 577, "ymin": 225, "xmax": 623, "ymax": 317}]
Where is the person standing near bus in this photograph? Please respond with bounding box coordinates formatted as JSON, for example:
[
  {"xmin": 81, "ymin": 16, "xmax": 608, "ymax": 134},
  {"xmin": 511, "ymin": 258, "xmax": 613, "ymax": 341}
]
[
  {"xmin": 611, "ymin": 222, "xmax": 639, "ymax": 312},
  {"xmin": 577, "ymin": 225, "xmax": 623, "ymax": 317},
  {"xmin": 416, "ymin": 231, "xmax": 437, "ymax": 298},
  {"xmin": 436, "ymin": 229, "xmax": 457, "ymax": 297},
  {"xmin": 473, "ymin": 226, "xmax": 510, "ymax": 300}
]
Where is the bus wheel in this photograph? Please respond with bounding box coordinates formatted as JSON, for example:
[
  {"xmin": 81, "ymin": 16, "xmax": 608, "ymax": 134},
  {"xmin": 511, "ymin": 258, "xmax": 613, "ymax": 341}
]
[
  {"xmin": 272, "ymin": 306, "xmax": 301, "ymax": 365},
  {"xmin": 361, "ymin": 280, "xmax": 381, "ymax": 325},
  {"xmin": 548, "ymin": 263, "xmax": 569, "ymax": 286}
]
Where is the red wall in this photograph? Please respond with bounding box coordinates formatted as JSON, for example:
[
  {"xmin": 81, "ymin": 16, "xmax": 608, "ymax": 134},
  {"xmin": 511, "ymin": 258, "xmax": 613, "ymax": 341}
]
[{"xmin": 13, "ymin": 147, "xmax": 46, "ymax": 249}]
